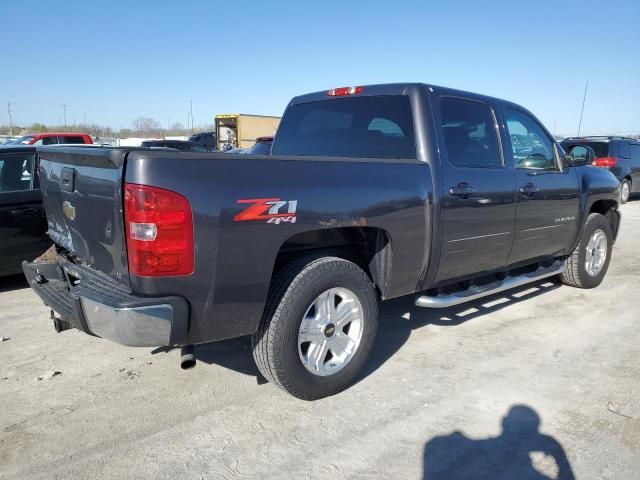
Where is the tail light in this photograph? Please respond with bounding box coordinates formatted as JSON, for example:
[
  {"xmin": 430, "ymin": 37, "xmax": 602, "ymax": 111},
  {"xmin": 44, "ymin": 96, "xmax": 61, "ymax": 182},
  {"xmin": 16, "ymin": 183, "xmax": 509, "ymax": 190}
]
[
  {"xmin": 327, "ymin": 86, "xmax": 363, "ymax": 97},
  {"xmin": 593, "ymin": 157, "xmax": 617, "ymax": 167},
  {"xmin": 124, "ymin": 183, "xmax": 194, "ymax": 277}
]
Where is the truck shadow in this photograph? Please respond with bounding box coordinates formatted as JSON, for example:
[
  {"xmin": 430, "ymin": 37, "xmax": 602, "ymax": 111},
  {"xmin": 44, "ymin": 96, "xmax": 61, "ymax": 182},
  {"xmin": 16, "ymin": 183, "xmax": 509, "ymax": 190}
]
[
  {"xmin": 357, "ymin": 279, "xmax": 561, "ymax": 382},
  {"xmin": 152, "ymin": 279, "xmax": 561, "ymax": 387}
]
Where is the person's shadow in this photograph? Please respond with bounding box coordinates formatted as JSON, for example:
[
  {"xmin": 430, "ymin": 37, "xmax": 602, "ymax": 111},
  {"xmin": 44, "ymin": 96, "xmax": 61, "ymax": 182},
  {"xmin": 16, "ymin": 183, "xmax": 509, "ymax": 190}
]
[{"xmin": 423, "ymin": 405, "xmax": 575, "ymax": 480}]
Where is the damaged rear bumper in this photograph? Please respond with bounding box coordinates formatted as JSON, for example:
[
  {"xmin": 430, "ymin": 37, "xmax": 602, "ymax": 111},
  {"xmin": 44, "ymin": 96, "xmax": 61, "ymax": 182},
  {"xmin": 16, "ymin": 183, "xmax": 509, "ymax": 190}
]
[{"xmin": 22, "ymin": 258, "xmax": 188, "ymax": 347}]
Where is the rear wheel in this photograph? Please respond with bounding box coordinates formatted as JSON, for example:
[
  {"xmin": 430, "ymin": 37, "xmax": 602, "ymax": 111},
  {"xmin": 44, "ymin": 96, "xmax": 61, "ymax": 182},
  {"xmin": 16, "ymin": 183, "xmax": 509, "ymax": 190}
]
[
  {"xmin": 252, "ymin": 256, "xmax": 378, "ymax": 400},
  {"xmin": 560, "ymin": 213, "xmax": 613, "ymax": 289},
  {"xmin": 620, "ymin": 179, "xmax": 631, "ymax": 204}
]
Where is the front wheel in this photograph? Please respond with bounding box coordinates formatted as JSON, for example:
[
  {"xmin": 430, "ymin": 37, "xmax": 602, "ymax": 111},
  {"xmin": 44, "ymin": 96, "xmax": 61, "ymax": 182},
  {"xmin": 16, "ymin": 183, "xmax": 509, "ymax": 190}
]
[
  {"xmin": 560, "ymin": 213, "xmax": 613, "ymax": 289},
  {"xmin": 252, "ymin": 256, "xmax": 378, "ymax": 400}
]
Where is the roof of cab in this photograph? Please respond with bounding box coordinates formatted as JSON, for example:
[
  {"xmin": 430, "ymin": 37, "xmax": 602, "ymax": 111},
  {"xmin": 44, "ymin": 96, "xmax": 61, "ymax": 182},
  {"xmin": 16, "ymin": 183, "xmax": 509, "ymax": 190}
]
[{"xmin": 288, "ymin": 82, "xmax": 519, "ymax": 110}]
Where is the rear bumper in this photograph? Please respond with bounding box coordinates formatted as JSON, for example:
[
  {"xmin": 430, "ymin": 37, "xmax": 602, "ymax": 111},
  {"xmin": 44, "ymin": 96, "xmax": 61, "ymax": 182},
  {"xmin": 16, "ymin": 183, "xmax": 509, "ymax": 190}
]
[{"xmin": 22, "ymin": 258, "xmax": 189, "ymax": 347}]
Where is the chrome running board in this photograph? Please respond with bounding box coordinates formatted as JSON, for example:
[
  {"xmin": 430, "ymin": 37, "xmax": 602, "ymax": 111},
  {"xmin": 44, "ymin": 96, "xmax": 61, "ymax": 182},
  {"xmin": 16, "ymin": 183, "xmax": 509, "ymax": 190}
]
[{"xmin": 415, "ymin": 261, "xmax": 565, "ymax": 309}]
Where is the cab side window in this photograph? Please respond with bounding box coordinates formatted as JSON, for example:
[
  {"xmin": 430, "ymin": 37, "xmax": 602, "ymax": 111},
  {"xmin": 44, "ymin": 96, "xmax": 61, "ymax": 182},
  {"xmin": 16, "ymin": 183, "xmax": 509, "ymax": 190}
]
[
  {"xmin": 440, "ymin": 97, "xmax": 502, "ymax": 168},
  {"xmin": 504, "ymin": 109, "xmax": 556, "ymax": 170}
]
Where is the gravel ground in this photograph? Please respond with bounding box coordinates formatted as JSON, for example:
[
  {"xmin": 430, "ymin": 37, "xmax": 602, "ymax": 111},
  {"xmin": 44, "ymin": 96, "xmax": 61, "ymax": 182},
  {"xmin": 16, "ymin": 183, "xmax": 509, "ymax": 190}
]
[{"xmin": 1, "ymin": 202, "xmax": 639, "ymax": 480}]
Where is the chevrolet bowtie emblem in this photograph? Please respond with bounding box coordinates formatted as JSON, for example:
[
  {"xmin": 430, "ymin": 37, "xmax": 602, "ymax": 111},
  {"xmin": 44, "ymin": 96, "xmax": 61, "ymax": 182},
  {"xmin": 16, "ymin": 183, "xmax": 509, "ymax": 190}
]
[{"xmin": 63, "ymin": 201, "xmax": 76, "ymax": 221}]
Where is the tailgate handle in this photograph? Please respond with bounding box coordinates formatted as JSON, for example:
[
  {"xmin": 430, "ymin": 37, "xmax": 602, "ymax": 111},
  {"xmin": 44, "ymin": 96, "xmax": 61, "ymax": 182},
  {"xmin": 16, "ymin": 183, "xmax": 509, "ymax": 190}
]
[{"xmin": 60, "ymin": 167, "xmax": 75, "ymax": 192}]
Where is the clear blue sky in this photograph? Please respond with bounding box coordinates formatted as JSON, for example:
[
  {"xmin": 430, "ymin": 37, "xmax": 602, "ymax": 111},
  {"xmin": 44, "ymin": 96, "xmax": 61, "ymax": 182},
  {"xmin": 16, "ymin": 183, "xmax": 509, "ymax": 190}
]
[{"xmin": 1, "ymin": 0, "xmax": 638, "ymax": 136}]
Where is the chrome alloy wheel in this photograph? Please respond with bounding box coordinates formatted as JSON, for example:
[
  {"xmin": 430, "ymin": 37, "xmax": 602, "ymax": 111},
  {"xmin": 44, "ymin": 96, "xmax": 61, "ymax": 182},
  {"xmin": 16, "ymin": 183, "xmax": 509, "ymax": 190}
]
[
  {"xmin": 298, "ymin": 288, "xmax": 364, "ymax": 376},
  {"xmin": 621, "ymin": 181, "xmax": 631, "ymax": 203},
  {"xmin": 585, "ymin": 228, "xmax": 608, "ymax": 277}
]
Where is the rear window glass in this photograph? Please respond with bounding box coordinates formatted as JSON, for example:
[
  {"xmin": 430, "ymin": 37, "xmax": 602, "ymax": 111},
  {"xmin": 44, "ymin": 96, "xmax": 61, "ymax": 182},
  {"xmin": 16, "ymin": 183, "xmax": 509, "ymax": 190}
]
[
  {"xmin": 272, "ymin": 96, "xmax": 416, "ymax": 159},
  {"xmin": 561, "ymin": 141, "xmax": 609, "ymax": 158}
]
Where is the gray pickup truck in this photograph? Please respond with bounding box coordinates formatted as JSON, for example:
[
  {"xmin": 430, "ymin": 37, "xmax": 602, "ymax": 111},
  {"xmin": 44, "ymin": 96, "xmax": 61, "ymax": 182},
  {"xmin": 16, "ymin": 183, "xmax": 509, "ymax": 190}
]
[{"xmin": 24, "ymin": 83, "xmax": 621, "ymax": 399}]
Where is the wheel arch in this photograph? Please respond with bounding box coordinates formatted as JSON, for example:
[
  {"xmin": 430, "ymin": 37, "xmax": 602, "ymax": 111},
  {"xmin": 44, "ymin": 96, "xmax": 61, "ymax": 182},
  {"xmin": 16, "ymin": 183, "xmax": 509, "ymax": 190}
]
[
  {"xmin": 272, "ymin": 227, "xmax": 393, "ymax": 299},
  {"xmin": 588, "ymin": 199, "xmax": 621, "ymax": 240}
]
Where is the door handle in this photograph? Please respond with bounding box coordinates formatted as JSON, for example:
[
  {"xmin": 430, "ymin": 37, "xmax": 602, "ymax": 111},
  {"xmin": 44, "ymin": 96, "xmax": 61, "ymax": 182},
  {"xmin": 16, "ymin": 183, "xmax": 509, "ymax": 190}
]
[
  {"xmin": 10, "ymin": 207, "xmax": 38, "ymax": 216},
  {"xmin": 519, "ymin": 184, "xmax": 540, "ymax": 195},
  {"xmin": 448, "ymin": 185, "xmax": 476, "ymax": 197}
]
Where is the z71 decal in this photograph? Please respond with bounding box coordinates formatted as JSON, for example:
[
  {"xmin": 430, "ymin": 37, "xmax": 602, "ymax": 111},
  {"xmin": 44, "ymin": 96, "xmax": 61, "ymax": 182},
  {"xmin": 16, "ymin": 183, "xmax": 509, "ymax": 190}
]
[{"xmin": 234, "ymin": 198, "xmax": 298, "ymax": 224}]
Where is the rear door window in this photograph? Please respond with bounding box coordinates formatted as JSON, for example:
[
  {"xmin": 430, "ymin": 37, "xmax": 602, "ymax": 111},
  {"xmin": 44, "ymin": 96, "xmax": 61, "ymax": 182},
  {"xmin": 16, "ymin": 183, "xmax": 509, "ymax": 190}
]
[
  {"xmin": 272, "ymin": 96, "xmax": 416, "ymax": 159},
  {"xmin": 439, "ymin": 97, "xmax": 502, "ymax": 168}
]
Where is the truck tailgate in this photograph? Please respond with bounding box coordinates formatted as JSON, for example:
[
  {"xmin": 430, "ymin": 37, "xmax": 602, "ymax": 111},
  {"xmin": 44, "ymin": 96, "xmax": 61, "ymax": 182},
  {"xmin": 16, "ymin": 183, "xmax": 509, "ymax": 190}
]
[{"xmin": 37, "ymin": 146, "xmax": 131, "ymax": 288}]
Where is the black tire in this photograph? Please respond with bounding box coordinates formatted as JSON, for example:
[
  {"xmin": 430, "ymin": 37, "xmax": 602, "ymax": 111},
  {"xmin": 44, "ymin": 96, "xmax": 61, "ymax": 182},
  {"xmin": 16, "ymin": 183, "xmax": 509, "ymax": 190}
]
[
  {"xmin": 620, "ymin": 179, "xmax": 631, "ymax": 204},
  {"xmin": 560, "ymin": 213, "xmax": 613, "ymax": 289},
  {"xmin": 251, "ymin": 256, "xmax": 378, "ymax": 400}
]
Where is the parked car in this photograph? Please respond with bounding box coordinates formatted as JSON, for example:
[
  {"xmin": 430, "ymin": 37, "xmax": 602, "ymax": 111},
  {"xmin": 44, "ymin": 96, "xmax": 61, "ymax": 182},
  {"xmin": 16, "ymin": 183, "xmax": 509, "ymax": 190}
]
[
  {"xmin": 243, "ymin": 136, "xmax": 273, "ymax": 155},
  {"xmin": 140, "ymin": 140, "xmax": 209, "ymax": 152},
  {"xmin": 561, "ymin": 136, "xmax": 640, "ymax": 203},
  {"xmin": 188, "ymin": 132, "xmax": 216, "ymax": 150},
  {"xmin": 0, "ymin": 146, "xmax": 49, "ymax": 276},
  {"xmin": 4, "ymin": 133, "xmax": 93, "ymax": 146},
  {"xmin": 224, "ymin": 137, "xmax": 274, "ymax": 155},
  {"xmin": 25, "ymin": 83, "xmax": 621, "ymax": 400}
]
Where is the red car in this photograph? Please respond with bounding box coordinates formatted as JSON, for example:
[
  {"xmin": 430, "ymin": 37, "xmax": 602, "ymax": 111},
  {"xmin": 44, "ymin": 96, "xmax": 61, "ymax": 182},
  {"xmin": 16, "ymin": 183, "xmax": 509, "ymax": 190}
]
[{"xmin": 7, "ymin": 132, "xmax": 93, "ymax": 146}]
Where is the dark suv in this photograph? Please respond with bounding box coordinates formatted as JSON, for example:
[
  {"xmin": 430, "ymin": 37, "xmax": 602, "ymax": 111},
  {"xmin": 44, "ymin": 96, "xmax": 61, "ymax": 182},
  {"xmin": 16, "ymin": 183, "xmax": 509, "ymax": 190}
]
[
  {"xmin": 188, "ymin": 132, "xmax": 216, "ymax": 150},
  {"xmin": 561, "ymin": 136, "xmax": 640, "ymax": 203}
]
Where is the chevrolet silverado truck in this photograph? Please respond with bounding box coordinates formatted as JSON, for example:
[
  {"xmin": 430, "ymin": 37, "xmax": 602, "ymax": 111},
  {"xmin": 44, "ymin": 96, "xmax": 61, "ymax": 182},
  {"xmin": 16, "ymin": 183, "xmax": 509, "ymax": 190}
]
[{"xmin": 23, "ymin": 83, "xmax": 621, "ymax": 400}]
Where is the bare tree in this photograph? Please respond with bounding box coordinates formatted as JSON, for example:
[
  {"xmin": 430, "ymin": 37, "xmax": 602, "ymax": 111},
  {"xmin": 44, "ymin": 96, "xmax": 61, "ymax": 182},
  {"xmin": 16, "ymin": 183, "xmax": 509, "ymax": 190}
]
[{"xmin": 132, "ymin": 117, "xmax": 161, "ymax": 134}]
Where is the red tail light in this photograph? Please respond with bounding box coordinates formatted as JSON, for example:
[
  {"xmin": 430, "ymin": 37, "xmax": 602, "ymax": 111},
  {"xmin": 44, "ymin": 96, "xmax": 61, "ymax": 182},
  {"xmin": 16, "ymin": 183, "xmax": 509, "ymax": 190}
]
[
  {"xmin": 593, "ymin": 157, "xmax": 617, "ymax": 167},
  {"xmin": 124, "ymin": 183, "xmax": 194, "ymax": 277},
  {"xmin": 327, "ymin": 86, "xmax": 363, "ymax": 97}
]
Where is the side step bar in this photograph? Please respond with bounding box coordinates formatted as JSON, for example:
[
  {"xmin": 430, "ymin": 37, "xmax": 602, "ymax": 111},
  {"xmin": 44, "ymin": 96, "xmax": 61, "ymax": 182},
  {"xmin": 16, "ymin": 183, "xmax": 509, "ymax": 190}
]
[{"xmin": 415, "ymin": 261, "xmax": 565, "ymax": 309}]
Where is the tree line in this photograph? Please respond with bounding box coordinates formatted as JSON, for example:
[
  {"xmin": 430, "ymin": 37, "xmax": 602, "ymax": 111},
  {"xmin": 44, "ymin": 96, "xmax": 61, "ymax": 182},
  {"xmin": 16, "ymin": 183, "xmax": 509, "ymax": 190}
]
[{"xmin": 0, "ymin": 117, "xmax": 215, "ymax": 138}]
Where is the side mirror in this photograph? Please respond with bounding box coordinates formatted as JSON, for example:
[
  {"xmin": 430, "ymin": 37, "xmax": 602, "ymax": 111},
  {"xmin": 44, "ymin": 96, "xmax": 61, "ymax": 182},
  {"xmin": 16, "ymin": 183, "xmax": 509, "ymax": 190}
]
[{"xmin": 566, "ymin": 145, "xmax": 595, "ymax": 167}]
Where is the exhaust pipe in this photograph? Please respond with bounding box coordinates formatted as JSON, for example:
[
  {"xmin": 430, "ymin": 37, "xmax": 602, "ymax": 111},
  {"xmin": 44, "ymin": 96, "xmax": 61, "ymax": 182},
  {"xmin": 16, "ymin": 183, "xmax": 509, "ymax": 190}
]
[{"xmin": 180, "ymin": 345, "xmax": 196, "ymax": 370}]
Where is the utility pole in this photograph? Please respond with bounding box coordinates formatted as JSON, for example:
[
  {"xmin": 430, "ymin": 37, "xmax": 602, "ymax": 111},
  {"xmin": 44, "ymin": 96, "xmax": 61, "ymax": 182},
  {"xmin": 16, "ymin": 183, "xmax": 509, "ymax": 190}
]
[
  {"xmin": 61, "ymin": 104, "xmax": 67, "ymax": 129},
  {"xmin": 577, "ymin": 80, "xmax": 589, "ymax": 136},
  {"xmin": 190, "ymin": 99, "xmax": 194, "ymax": 134},
  {"xmin": 83, "ymin": 112, "xmax": 87, "ymax": 125},
  {"xmin": 7, "ymin": 102, "xmax": 13, "ymax": 136}
]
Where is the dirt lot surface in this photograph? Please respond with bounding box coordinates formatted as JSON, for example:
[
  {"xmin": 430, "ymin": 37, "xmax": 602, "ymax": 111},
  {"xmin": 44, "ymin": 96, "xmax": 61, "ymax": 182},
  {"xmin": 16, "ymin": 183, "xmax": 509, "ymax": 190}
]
[{"xmin": 1, "ymin": 203, "xmax": 639, "ymax": 480}]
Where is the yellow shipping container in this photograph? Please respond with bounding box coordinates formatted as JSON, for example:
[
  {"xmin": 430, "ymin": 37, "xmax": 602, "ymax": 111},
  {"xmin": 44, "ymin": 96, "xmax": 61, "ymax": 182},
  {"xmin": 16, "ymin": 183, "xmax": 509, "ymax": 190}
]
[{"xmin": 215, "ymin": 114, "xmax": 280, "ymax": 150}]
